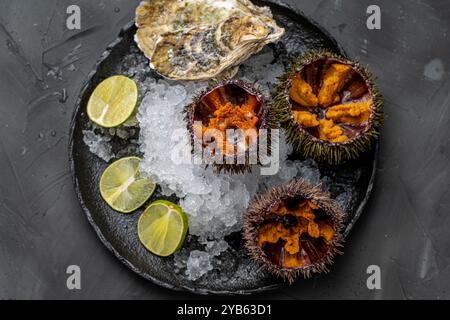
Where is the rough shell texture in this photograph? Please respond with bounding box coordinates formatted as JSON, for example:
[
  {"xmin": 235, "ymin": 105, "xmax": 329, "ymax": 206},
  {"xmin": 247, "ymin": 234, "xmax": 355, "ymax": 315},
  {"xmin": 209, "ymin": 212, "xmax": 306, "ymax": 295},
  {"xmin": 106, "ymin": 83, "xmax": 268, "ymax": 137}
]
[
  {"xmin": 274, "ymin": 50, "xmax": 384, "ymax": 165},
  {"xmin": 135, "ymin": 0, "xmax": 284, "ymax": 80},
  {"xmin": 243, "ymin": 179, "xmax": 345, "ymax": 283},
  {"xmin": 184, "ymin": 79, "xmax": 277, "ymax": 173}
]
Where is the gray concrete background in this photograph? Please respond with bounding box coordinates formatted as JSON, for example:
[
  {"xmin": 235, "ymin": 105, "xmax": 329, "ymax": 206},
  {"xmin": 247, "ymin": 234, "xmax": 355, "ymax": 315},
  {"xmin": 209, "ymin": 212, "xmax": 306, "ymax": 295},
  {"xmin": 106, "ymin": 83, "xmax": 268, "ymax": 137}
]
[{"xmin": 0, "ymin": 0, "xmax": 449, "ymax": 299}]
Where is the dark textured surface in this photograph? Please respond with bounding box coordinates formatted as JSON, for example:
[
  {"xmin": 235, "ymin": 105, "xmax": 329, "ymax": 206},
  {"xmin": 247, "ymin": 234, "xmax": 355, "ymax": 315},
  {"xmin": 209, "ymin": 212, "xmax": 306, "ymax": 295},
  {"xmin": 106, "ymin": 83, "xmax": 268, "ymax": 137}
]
[
  {"xmin": 69, "ymin": 3, "xmax": 375, "ymax": 295},
  {"xmin": 0, "ymin": 0, "xmax": 449, "ymax": 299}
]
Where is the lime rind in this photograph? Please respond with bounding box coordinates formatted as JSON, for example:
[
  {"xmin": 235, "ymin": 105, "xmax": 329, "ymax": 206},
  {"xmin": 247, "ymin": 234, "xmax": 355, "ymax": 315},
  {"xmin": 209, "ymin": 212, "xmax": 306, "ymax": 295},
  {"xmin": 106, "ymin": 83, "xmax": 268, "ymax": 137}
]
[
  {"xmin": 99, "ymin": 156, "xmax": 156, "ymax": 213},
  {"xmin": 87, "ymin": 75, "xmax": 138, "ymax": 128},
  {"xmin": 138, "ymin": 200, "xmax": 188, "ymax": 257}
]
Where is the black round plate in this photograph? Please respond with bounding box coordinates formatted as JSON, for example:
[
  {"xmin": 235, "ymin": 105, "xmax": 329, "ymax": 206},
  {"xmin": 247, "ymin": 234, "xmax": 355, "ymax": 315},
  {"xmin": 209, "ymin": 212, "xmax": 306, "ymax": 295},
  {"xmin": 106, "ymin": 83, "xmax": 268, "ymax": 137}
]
[{"xmin": 69, "ymin": 0, "xmax": 377, "ymax": 295}]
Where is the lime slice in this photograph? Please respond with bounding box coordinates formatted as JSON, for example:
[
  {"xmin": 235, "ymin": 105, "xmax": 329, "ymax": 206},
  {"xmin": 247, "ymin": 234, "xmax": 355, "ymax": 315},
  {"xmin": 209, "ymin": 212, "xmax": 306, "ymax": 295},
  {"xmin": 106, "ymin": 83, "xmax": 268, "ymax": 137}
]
[
  {"xmin": 87, "ymin": 75, "xmax": 138, "ymax": 128},
  {"xmin": 138, "ymin": 200, "xmax": 188, "ymax": 257},
  {"xmin": 99, "ymin": 157, "xmax": 156, "ymax": 213}
]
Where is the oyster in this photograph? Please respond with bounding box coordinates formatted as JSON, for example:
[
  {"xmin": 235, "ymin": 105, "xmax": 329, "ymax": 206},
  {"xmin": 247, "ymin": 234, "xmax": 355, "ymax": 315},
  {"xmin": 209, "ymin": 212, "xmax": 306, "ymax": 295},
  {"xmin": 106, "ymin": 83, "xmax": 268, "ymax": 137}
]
[{"xmin": 135, "ymin": 0, "xmax": 284, "ymax": 80}]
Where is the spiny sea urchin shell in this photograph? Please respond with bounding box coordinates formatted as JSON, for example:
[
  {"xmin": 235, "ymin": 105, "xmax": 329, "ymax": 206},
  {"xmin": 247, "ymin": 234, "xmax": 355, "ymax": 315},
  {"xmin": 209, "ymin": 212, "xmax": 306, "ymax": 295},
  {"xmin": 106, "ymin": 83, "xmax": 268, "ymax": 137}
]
[
  {"xmin": 184, "ymin": 79, "xmax": 276, "ymax": 173},
  {"xmin": 274, "ymin": 50, "xmax": 383, "ymax": 165},
  {"xmin": 243, "ymin": 179, "xmax": 345, "ymax": 283}
]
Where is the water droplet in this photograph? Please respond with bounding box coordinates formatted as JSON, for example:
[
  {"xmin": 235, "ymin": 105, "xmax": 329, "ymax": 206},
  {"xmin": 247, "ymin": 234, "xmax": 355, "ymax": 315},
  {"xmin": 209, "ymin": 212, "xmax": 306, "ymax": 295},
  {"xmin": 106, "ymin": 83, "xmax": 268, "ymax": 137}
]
[
  {"xmin": 424, "ymin": 58, "xmax": 445, "ymax": 81},
  {"xmin": 114, "ymin": 7, "xmax": 120, "ymax": 13},
  {"xmin": 51, "ymin": 130, "xmax": 57, "ymax": 137},
  {"xmin": 38, "ymin": 133, "xmax": 44, "ymax": 140}
]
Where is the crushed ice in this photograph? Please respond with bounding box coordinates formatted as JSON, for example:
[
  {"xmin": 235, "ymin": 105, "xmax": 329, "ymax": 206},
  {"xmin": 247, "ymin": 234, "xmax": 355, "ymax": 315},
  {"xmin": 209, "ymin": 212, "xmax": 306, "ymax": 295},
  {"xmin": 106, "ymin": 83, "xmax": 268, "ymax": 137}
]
[{"xmin": 82, "ymin": 129, "xmax": 115, "ymax": 162}]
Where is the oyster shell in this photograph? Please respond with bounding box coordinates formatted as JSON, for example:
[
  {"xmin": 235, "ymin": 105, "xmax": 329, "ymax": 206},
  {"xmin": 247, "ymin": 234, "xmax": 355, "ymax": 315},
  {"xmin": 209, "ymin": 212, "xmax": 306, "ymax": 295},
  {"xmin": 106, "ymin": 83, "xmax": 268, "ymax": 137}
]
[{"xmin": 135, "ymin": 0, "xmax": 284, "ymax": 80}]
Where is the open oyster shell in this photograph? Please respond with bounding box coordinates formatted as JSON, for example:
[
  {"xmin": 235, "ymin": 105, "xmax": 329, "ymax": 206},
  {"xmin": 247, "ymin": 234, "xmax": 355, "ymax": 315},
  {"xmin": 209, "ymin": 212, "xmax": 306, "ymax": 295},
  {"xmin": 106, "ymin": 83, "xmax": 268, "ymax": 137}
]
[{"xmin": 135, "ymin": 0, "xmax": 284, "ymax": 80}]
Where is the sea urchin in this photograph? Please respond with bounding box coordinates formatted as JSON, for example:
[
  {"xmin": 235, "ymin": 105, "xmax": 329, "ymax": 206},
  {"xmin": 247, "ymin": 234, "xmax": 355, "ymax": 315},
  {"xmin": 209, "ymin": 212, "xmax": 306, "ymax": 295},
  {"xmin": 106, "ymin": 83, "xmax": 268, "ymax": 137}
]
[
  {"xmin": 184, "ymin": 79, "xmax": 275, "ymax": 173},
  {"xmin": 243, "ymin": 179, "xmax": 345, "ymax": 283},
  {"xmin": 274, "ymin": 51, "xmax": 383, "ymax": 165}
]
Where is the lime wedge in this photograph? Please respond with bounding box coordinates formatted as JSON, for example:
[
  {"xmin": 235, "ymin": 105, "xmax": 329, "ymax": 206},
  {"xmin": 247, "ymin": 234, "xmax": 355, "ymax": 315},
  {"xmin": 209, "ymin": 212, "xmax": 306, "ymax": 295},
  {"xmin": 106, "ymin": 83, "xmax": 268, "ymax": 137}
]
[
  {"xmin": 138, "ymin": 200, "xmax": 188, "ymax": 257},
  {"xmin": 99, "ymin": 157, "xmax": 156, "ymax": 213},
  {"xmin": 87, "ymin": 75, "xmax": 138, "ymax": 128}
]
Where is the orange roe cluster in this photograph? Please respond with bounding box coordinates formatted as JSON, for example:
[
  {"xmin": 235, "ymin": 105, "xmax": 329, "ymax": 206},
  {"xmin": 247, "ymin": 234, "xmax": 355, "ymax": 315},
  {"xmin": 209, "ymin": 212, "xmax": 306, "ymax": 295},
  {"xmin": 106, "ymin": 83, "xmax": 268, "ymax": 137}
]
[
  {"xmin": 318, "ymin": 63, "xmax": 352, "ymax": 107},
  {"xmin": 290, "ymin": 74, "xmax": 318, "ymax": 107},
  {"xmin": 258, "ymin": 199, "xmax": 334, "ymax": 268},
  {"xmin": 293, "ymin": 111, "xmax": 319, "ymax": 128},
  {"xmin": 319, "ymin": 119, "xmax": 348, "ymax": 143},
  {"xmin": 289, "ymin": 62, "xmax": 372, "ymax": 143},
  {"xmin": 326, "ymin": 101, "xmax": 371, "ymax": 125},
  {"xmin": 194, "ymin": 90, "xmax": 260, "ymax": 155}
]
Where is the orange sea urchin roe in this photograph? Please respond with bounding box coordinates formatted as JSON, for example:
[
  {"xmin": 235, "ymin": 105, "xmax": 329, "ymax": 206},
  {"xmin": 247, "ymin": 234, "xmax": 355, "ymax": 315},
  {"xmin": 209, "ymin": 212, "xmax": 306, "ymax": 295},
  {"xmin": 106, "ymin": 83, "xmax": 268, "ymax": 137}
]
[
  {"xmin": 292, "ymin": 111, "xmax": 319, "ymax": 128},
  {"xmin": 289, "ymin": 74, "xmax": 319, "ymax": 107},
  {"xmin": 288, "ymin": 62, "xmax": 373, "ymax": 143},
  {"xmin": 319, "ymin": 119, "xmax": 348, "ymax": 143},
  {"xmin": 258, "ymin": 200, "xmax": 334, "ymax": 268},
  {"xmin": 325, "ymin": 100, "xmax": 371, "ymax": 125},
  {"xmin": 317, "ymin": 63, "xmax": 352, "ymax": 107},
  {"xmin": 198, "ymin": 96, "xmax": 259, "ymax": 155},
  {"xmin": 208, "ymin": 102, "xmax": 258, "ymax": 132}
]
